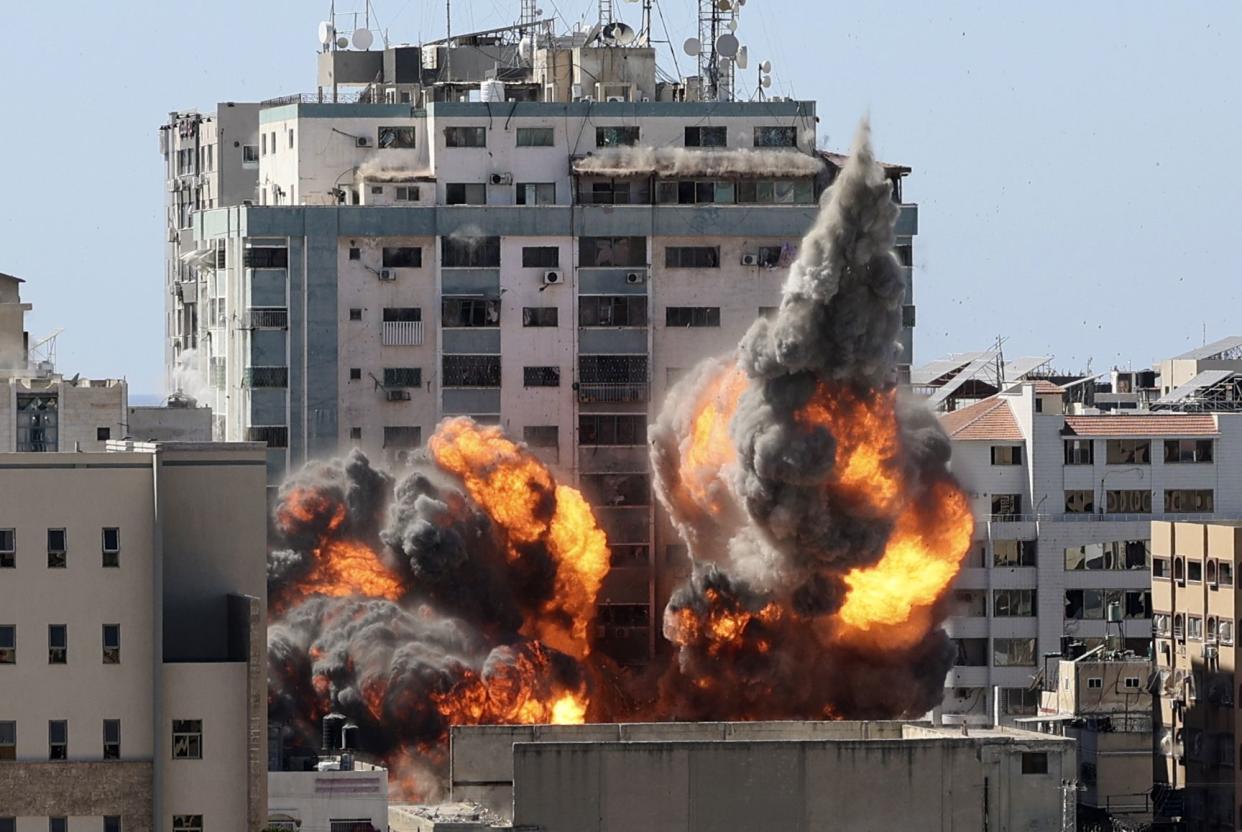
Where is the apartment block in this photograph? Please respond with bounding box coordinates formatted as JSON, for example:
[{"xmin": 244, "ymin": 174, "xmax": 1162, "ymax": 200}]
[
  {"xmin": 1152, "ymin": 520, "xmax": 1242, "ymax": 831},
  {"xmin": 938, "ymin": 382, "xmax": 1242, "ymax": 725},
  {"xmin": 0, "ymin": 442, "xmax": 268, "ymax": 831}
]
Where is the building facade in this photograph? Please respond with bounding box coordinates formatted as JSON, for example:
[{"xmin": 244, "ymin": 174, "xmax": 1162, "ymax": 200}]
[
  {"xmin": 268, "ymin": 759, "xmax": 387, "ymax": 832},
  {"xmin": 0, "ymin": 442, "xmax": 268, "ymax": 831}
]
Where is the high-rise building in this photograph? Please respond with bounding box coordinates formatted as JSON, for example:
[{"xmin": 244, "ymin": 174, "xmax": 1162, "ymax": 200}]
[{"xmin": 0, "ymin": 441, "xmax": 268, "ymax": 830}]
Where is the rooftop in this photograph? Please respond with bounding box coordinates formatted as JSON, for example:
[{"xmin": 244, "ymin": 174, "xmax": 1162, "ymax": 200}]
[
  {"xmin": 1170, "ymin": 335, "xmax": 1242, "ymax": 362},
  {"xmin": 1062, "ymin": 413, "xmax": 1218, "ymax": 437},
  {"xmin": 939, "ymin": 397, "xmax": 1023, "ymax": 441}
]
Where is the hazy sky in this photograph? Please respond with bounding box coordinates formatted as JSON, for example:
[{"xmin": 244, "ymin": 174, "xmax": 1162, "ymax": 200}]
[{"xmin": 0, "ymin": 2, "xmax": 1238, "ymax": 395}]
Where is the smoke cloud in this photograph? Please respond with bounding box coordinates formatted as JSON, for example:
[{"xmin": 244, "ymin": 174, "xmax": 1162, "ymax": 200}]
[{"xmin": 573, "ymin": 146, "xmax": 825, "ymax": 178}]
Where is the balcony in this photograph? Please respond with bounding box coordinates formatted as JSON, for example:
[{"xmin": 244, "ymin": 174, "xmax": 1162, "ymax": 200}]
[
  {"xmin": 243, "ymin": 366, "xmax": 288, "ymax": 388},
  {"xmin": 576, "ymin": 382, "xmax": 649, "ymax": 404},
  {"xmin": 382, "ymin": 321, "xmax": 424, "ymax": 347},
  {"xmin": 247, "ymin": 308, "xmax": 289, "ymax": 329}
]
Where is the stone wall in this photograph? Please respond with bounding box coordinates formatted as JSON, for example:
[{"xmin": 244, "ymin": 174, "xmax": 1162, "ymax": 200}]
[{"xmin": 0, "ymin": 761, "xmax": 153, "ymax": 829}]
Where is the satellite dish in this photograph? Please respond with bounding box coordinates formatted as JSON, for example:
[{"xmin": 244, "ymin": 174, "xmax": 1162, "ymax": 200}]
[
  {"xmin": 761, "ymin": 75, "xmax": 772, "ymax": 89},
  {"xmin": 726, "ymin": 19, "xmax": 737, "ymax": 32},
  {"xmin": 716, "ymin": 33, "xmax": 739, "ymax": 57},
  {"xmin": 318, "ymin": 21, "xmax": 335, "ymax": 45},
  {"xmin": 352, "ymin": 28, "xmax": 374, "ymax": 50},
  {"xmin": 717, "ymin": 0, "xmax": 732, "ymax": 9},
  {"xmin": 760, "ymin": 60, "xmax": 772, "ymax": 73},
  {"xmin": 584, "ymin": 23, "xmax": 604, "ymax": 45},
  {"xmin": 683, "ymin": 37, "xmax": 701, "ymax": 57},
  {"xmin": 336, "ymin": 36, "xmax": 350, "ymax": 49},
  {"xmin": 603, "ymin": 22, "xmax": 637, "ymax": 45},
  {"xmin": 736, "ymin": 46, "xmax": 749, "ymax": 69}
]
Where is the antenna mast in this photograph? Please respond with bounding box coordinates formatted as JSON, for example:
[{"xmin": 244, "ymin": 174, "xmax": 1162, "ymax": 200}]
[
  {"xmin": 599, "ymin": 0, "xmax": 614, "ymax": 27},
  {"xmin": 445, "ymin": 0, "xmax": 452, "ymax": 87},
  {"xmin": 697, "ymin": 0, "xmax": 737, "ymax": 100},
  {"xmin": 520, "ymin": 0, "xmax": 539, "ymax": 28}
]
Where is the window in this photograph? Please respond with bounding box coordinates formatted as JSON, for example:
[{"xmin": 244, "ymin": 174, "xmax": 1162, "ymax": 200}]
[
  {"xmin": 993, "ymin": 589, "xmax": 1035, "ymax": 617},
  {"xmin": 0, "ymin": 529, "xmax": 11, "ymax": 568},
  {"xmin": 172, "ymin": 817, "xmax": 203, "ymax": 832},
  {"xmin": 579, "ymin": 474, "xmax": 651, "ymax": 508},
  {"xmin": 578, "ymin": 355, "xmax": 647, "ymax": 385},
  {"xmin": 1087, "ymin": 676, "xmax": 1103, "ymax": 689},
  {"xmin": 993, "ymin": 539, "xmax": 1036, "ymax": 567},
  {"xmin": 1105, "ymin": 489, "xmax": 1151, "ymax": 513},
  {"xmin": 734, "ymin": 179, "xmax": 814, "ymax": 205},
  {"xmin": 0, "ymin": 626, "xmax": 12, "ymax": 664},
  {"xmin": 378, "ymin": 125, "xmax": 416, "ymax": 148},
  {"xmin": 381, "ymin": 247, "xmax": 422, "ymax": 268},
  {"xmin": 104, "ymin": 818, "xmax": 121, "ymax": 832},
  {"xmin": 685, "ymin": 125, "xmax": 727, "ymax": 147},
  {"xmin": 0, "ymin": 721, "xmax": 11, "ymax": 761},
  {"xmin": 597, "ymin": 126, "xmax": 640, "ymax": 147},
  {"xmin": 349, "ymin": 368, "xmax": 362, "ymax": 381},
  {"xmin": 953, "ymin": 590, "xmax": 986, "ymax": 617},
  {"xmin": 48, "ymin": 625, "xmax": 66, "ymax": 664},
  {"xmin": 443, "ymin": 355, "xmax": 501, "ymax": 388},
  {"xmin": 382, "ymin": 427, "xmax": 421, "ymax": 449},
  {"xmin": 1221, "ymin": 620, "xmax": 1235, "ymax": 645},
  {"xmin": 261, "ymin": 133, "xmax": 266, "ymax": 155},
  {"xmin": 172, "ymin": 720, "xmax": 202, "ymax": 759},
  {"xmin": 1105, "ymin": 438, "xmax": 1151, "ymax": 464},
  {"xmin": 523, "ymin": 426, "xmax": 559, "ymax": 448},
  {"xmin": 442, "ymin": 236, "xmax": 500, "ymax": 268},
  {"xmin": 516, "ymin": 127, "xmax": 554, "ymax": 147},
  {"xmin": 1188, "ymin": 615, "xmax": 1204, "ymax": 641},
  {"xmin": 1164, "ymin": 489, "xmax": 1214, "ymax": 513},
  {"xmin": 579, "ymin": 414, "xmax": 645, "ymax": 445},
  {"xmin": 349, "ymin": 427, "xmax": 362, "ymax": 440},
  {"xmin": 382, "ymin": 368, "xmax": 422, "ymax": 388},
  {"xmin": 610, "ymin": 544, "xmax": 650, "ymax": 567},
  {"xmin": 754, "ymin": 126, "xmax": 798, "ymax": 147},
  {"xmin": 1065, "ymin": 541, "xmax": 1150, "ymax": 570},
  {"xmin": 97, "ymin": 427, "xmax": 111, "ymax": 442},
  {"xmin": 1064, "ymin": 489, "xmax": 1094, "ymax": 513},
  {"xmin": 993, "ymin": 637, "xmax": 1036, "ymax": 666},
  {"xmin": 395, "ymin": 185, "xmax": 420, "ymax": 201},
  {"xmin": 1002, "ymin": 688, "xmax": 1038, "ymax": 716},
  {"xmin": 990, "ymin": 446, "xmax": 1022, "ymax": 465},
  {"xmin": 579, "ymin": 236, "xmax": 646, "ymax": 268},
  {"xmin": 1221, "ymin": 561, "xmax": 1234, "ymax": 586},
  {"xmin": 383, "ymin": 307, "xmax": 422, "ymax": 323},
  {"xmin": 953, "ymin": 638, "xmax": 988, "ymax": 667},
  {"xmin": 103, "ymin": 719, "xmax": 120, "ymax": 759},
  {"xmin": 666, "ymin": 307, "xmax": 720, "ymax": 327},
  {"xmin": 587, "ymin": 180, "xmax": 633, "ymax": 205},
  {"xmin": 102, "ymin": 527, "xmax": 120, "ymax": 567},
  {"xmin": 579, "ymin": 296, "xmax": 647, "ymax": 327},
  {"xmin": 444, "ymin": 126, "xmax": 486, "ymax": 147},
  {"xmin": 757, "ymin": 246, "xmax": 784, "ymax": 268},
  {"xmin": 49, "ymin": 720, "xmax": 67, "ymax": 760},
  {"xmin": 1188, "ymin": 560, "xmax": 1203, "ymax": 583},
  {"xmin": 349, "ymin": 308, "xmax": 363, "ymax": 321},
  {"xmin": 103, "ymin": 624, "xmax": 120, "ymax": 664},
  {"xmin": 50, "ymin": 820, "xmax": 66, "ymax": 832},
  {"xmin": 523, "ymin": 366, "xmax": 561, "ymax": 387},
  {"xmin": 17, "ymin": 393, "xmax": 58, "ymax": 451},
  {"xmin": 442, "ymin": 298, "xmax": 500, "ymax": 327},
  {"xmin": 522, "ymin": 307, "xmax": 558, "ymax": 327},
  {"xmin": 665, "ymin": 246, "xmax": 720, "ymax": 268},
  {"xmin": 47, "ymin": 528, "xmax": 66, "ymax": 568},
  {"xmin": 245, "ymin": 426, "xmax": 288, "ymax": 448},
  {"xmin": 1153, "ymin": 612, "xmax": 1172, "ymax": 638},
  {"xmin": 1164, "ymin": 439, "xmax": 1213, "ymax": 463},
  {"xmin": 990, "ymin": 494, "xmax": 1022, "ymax": 518},
  {"xmin": 522, "ymin": 246, "xmax": 559, "ymax": 268},
  {"xmin": 1125, "ymin": 590, "xmax": 1151, "ymax": 619},
  {"xmin": 243, "ymin": 247, "xmax": 288, "ymax": 268},
  {"xmin": 348, "ymin": 246, "xmax": 361, "ymax": 260},
  {"xmin": 242, "ymin": 144, "xmax": 259, "ymax": 163},
  {"xmin": 445, "ymin": 183, "xmax": 487, "ymax": 205},
  {"xmin": 516, "ymin": 182, "xmax": 556, "ymax": 205}
]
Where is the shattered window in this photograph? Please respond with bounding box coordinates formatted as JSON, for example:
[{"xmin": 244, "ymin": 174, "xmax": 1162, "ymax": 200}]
[
  {"xmin": 172, "ymin": 720, "xmax": 203, "ymax": 759},
  {"xmin": 993, "ymin": 637, "xmax": 1036, "ymax": 667},
  {"xmin": 443, "ymin": 355, "xmax": 501, "ymax": 388},
  {"xmin": 685, "ymin": 126, "xmax": 727, "ymax": 147},
  {"xmin": 754, "ymin": 126, "xmax": 797, "ymax": 147},
  {"xmin": 1164, "ymin": 489, "xmax": 1214, "ymax": 513},
  {"xmin": 579, "ymin": 236, "xmax": 647, "ymax": 267},
  {"xmin": 378, "ymin": 126, "xmax": 416, "ymax": 148},
  {"xmin": 523, "ymin": 366, "xmax": 561, "ymax": 387},
  {"xmin": 442, "ymin": 298, "xmax": 499, "ymax": 327},
  {"xmin": 444, "ymin": 126, "xmax": 486, "ymax": 147},
  {"xmin": 517, "ymin": 127, "xmax": 554, "ymax": 147},
  {"xmin": 596, "ymin": 126, "xmax": 641, "ymax": 147},
  {"xmin": 442, "ymin": 236, "xmax": 500, "ymax": 267}
]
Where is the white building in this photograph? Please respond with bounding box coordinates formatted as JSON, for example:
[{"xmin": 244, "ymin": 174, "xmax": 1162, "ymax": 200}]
[
  {"xmin": 0, "ymin": 441, "xmax": 269, "ymax": 831},
  {"xmin": 938, "ymin": 381, "xmax": 1242, "ymax": 724},
  {"xmin": 268, "ymin": 759, "xmax": 388, "ymax": 832}
]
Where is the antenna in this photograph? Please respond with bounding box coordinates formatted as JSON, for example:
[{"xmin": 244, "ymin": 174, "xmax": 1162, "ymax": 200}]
[
  {"xmin": 599, "ymin": 0, "xmax": 613, "ymax": 27},
  {"xmin": 520, "ymin": 0, "xmax": 539, "ymax": 28},
  {"xmin": 445, "ymin": 0, "xmax": 452, "ymax": 84},
  {"xmin": 697, "ymin": 0, "xmax": 741, "ymax": 100}
]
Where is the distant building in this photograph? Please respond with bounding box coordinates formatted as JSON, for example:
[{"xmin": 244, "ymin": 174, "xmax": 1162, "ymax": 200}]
[
  {"xmin": 1155, "ymin": 337, "xmax": 1242, "ymax": 411},
  {"xmin": 0, "ymin": 442, "xmax": 268, "ymax": 830},
  {"xmin": 127, "ymin": 394, "xmax": 213, "ymax": 443},
  {"xmin": 268, "ymin": 757, "xmax": 388, "ymax": 832},
  {"xmin": 447, "ymin": 720, "xmax": 1076, "ymax": 832}
]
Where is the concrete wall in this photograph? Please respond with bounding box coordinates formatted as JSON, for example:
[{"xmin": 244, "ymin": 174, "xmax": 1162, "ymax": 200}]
[
  {"xmin": 0, "ymin": 761, "xmax": 153, "ymax": 830},
  {"xmin": 126, "ymin": 406, "xmax": 212, "ymax": 443},
  {"xmin": 268, "ymin": 766, "xmax": 388, "ymax": 831}
]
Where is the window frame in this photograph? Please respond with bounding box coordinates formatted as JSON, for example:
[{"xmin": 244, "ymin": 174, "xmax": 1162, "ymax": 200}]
[
  {"xmin": 103, "ymin": 623, "xmax": 121, "ymax": 664},
  {"xmin": 0, "ymin": 528, "xmax": 12, "ymax": 568},
  {"xmin": 377, "ymin": 125, "xmax": 416, "ymax": 149},
  {"xmin": 171, "ymin": 719, "xmax": 203, "ymax": 760},
  {"xmin": 47, "ymin": 528, "xmax": 66, "ymax": 568},
  {"xmin": 103, "ymin": 718, "xmax": 121, "ymax": 759},
  {"xmin": 516, "ymin": 127, "xmax": 554, "ymax": 147},
  {"xmin": 102, "ymin": 527, "xmax": 120, "ymax": 568},
  {"xmin": 48, "ymin": 719, "xmax": 67, "ymax": 760},
  {"xmin": 48, "ymin": 624, "xmax": 66, "ymax": 664},
  {"xmin": 443, "ymin": 126, "xmax": 487, "ymax": 148}
]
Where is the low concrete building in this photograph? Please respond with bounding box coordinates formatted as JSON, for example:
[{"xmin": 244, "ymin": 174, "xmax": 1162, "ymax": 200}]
[
  {"xmin": 388, "ymin": 802, "xmax": 503, "ymax": 832},
  {"xmin": 449, "ymin": 721, "xmax": 1076, "ymax": 832},
  {"xmin": 268, "ymin": 758, "xmax": 388, "ymax": 832},
  {"xmin": 127, "ymin": 394, "xmax": 213, "ymax": 443}
]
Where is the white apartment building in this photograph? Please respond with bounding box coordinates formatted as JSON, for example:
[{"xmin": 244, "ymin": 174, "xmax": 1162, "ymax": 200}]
[
  {"xmin": 938, "ymin": 381, "xmax": 1242, "ymax": 725},
  {"xmin": 0, "ymin": 442, "xmax": 268, "ymax": 831},
  {"xmin": 159, "ymin": 19, "xmax": 919, "ymax": 666}
]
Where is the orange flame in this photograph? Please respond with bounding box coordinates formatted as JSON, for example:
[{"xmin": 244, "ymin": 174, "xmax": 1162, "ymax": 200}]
[
  {"xmin": 679, "ymin": 364, "xmax": 750, "ymax": 515},
  {"xmin": 796, "ymin": 385, "xmax": 902, "ymax": 514},
  {"xmin": 432, "ymin": 644, "xmax": 589, "ymax": 726}
]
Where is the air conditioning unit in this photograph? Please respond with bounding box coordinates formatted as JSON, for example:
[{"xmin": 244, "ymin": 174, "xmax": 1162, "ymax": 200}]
[
  {"xmin": 625, "ymin": 272, "xmax": 644, "ymax": 284},
  {"xmin": 356, "ymin": 136, "xmax": 371, "ymax": 147},
  {"xmin": 740, "ymin": 253, "xmax": 759, "ymax": 267},
  {"xmin": 543, "ymin": 270, "xmax": 563, "ymax": 285},
  {"xmin": 1204, "ymin": 644, "xmax": 1219, "ymax": 660},
  {"xmin": 379, "ymin": 269, "xmax": 395, "ymax": 281},
  {"xmin": 489, "ymin": 172, "xmax": 513, "ymax": 186},
  {"xmin": 386, "ymin": 389, "xmax": 411, "ymax": 402},
  {"xmin": 606, "ymin": 95, "xmax": 626, "ymax": 103}
]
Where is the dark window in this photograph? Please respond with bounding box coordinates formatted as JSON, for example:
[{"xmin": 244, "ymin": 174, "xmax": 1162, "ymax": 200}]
[
  {"xmin": 902, "ymin": 306, "xmax": 916, "ymax": 327},
  {"xmin": 579, "ymin": 236, "xmax": 646, "ymax": 268},
  {"xmin": 0, "ymin": 626, "xmax": 13, "ymax": 664},
  {"xmin": 47, "ymin": 528, "xmax": 66, "ymax": 568},
  {"xmin": 243, "ymin": 247, "xmax": 288, "ymax": 268},
  {"xmin": 754, "ymin": 126, "xmax": 798, "ymax": 147},
  {"xmin": 585, "ymin": 180, "xmax": 633, "ymax": 205},
  {"xmin": 580, "ymin": 474, "xmax": 651, "ymax": 507},
  {"xmin": 756, "ymin": 246, "xmax": 784, "ymax": 268},
  {"xmin": 516, "ymin": 182, "xmax": 556, "ymax": 205},
  {"xmin": 245, "ymin": 426, "xmax": 288, "ymax": 448},
  {"xmin": 48, "ymin": 625, "xmax": 66, "ymax": 664},
  {"xmin": 894, "ymin": 244, "xmax": 914, "ymax": 267},
  {"xmin": 383, "ymin": 426, "xmax": 422, "ymax": 448},
  {"xmin": 1021, "ymin": 752, "xmax": 1049, "ymax": 775},
  {"xmin": 49, "ymin": 720, "xmax": 67, "ymax": 760},
  {"xmin": 611, "ymin": 545, "xmax": 651, "ymax": 567},
  {"xmin": 523, "ymin": 366, "xmax": 561, "ymax": 387},
  {"xmin": 378, "ymin": 126, "xmax": 416, "ymax": 148},
  {"xmin": 990, "ymin": 494, "xmax": 1022, "ymax": 519},
  {"xmin": 97, "ymin": 427, "xmax": 111, "ymax": 442},
  {"xmin": 579, "ymin": 414, "xmax": 646, "ymax": 445},
  {"xmin": 990, "ymin": 446, "xmax": 1022, "ymax": 465},
  {"xmin": 442, "ymin": 298, "xmax": 500, "ymax": 327},
  {"xmin": 578, "ymin": 355, "xmax": 648, "ymax": 384},
  {"xmin": 1064, "ymin": 439, "xmax": 1093, "ymax": 465},
  {"xmin": 952, "ymin": 638, "xmax": 988, "ymax": 667},
  {"xmin": 665, "ymin": 246, "xmax": 720, "ymax": 268},
  {"xmin": 443, "ymin": 355, "xmax": 501, "ymax": 388},
  {"xmin": 522, "ymin": 246, "xmax": 559, "ymax": 268},
  {"xmin": 381, "ymin": 247, "xmax": 422, "ymax": 268},
  {"xmin": 349, "ymin": 427, "xmax": 362, "ymax": 440},
  {"xmin": 0, "ymin": 528, "xmax": 14, "ymax": 568},
  {"xmin": 516, "ymin": 127, "xmax": 554, "ymax": 147},
  {"xmin": 1164, "ymin": 439, "xmax": 1214, "ymax": 463},
  {"xmin": 444, "ymin": 126, "xmax": 486, "ymax": 147},
  {"xmin": 383, "ymin": 307, "xmax": 422, "ymax": 323},
  {"xmin": 102, "ymin": 527, "xmax": 120, "ymax": 568},
  {"xmin": 0, "ymin": 721, "xmax": 13, "ymax": 760},
  {"xmin": 993, "ymin": 540, "xmax": 1036, "ymax": 567},
  {"xmin": 1165, "ymin": 489, "xmax": 1214, "ymax": 513},
  {"xmin": 598, "ymin": 603, "xmax": 650, "ymax": 627},
  {"xmin": 994, "ymin": 637, "xmax": 1037, "ymax": 666},
  {"xmin": 1105, "ymin": 439, "xmax": 1151, "ymax": 465},
  {"xmin": 349, "ymin": 308, "xmax": 363, "ymax": 321},
  {"xmin": 103, "ymin": 719, "xmax": 120, "ymax": 759},
  {"xmin": 597, "ymin": 126, "xmax": 640, "ymax": 147},
  {"xmin": 665, "ymin": 307, "xmax": 720, "ymax": 327},
  {"xmin": 382, "ymin": 368, "xmax": 422, "ymax": 388},
  {"xmin": 685, "ymin": 126, "xmax": 727, "ymax": 147},
  {"xmin": 395, "ymin": 185, "xmax": 420, "ymax": 201},
  {"xmin": 349, "ymin": 368, "xmax": 362, "ymax": 380},
  {"xmin": 579, "ymin": 296, "xmax": 647, "ymax": 327},
  {"xmin": 993, "ymin": 589, "xmax": 1036, "ymax": 617},
  {"xmin": 1064, "ymin": 489, "xmax": 1094, "ymax": 514},
  {"xmin": 103, "ymin": 624, "xmax": 120, "ymax": 664},
  {"xmin": 442, "ymin": 236, "xmax": 501, "ymax": 268},
  {"xmin": 349, "ymin": 247, "xmax": 361, "ymax": 260},
  {"xmin": 104, "ymin": 818, "xmax": 121, "ymax": 832},
  {"xmin": 522, "ymin": 307, "xmax": 559, "ymax": 327},
  {"xmin": 50, "ymin": 820, "xmax": 66, "ymax": 832},
  {"xmin": 445, "ymin": 183, "xmax": 487, "ymax": 205},
  {"xmin": 172, "ymin": 817, "xmax": 203, "ymax": 832},
  {"xmin": 172, "ymin": 720, "xmax": 203, "ymax": 759}
]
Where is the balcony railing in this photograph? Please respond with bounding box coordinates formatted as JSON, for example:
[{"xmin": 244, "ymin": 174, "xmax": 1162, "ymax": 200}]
[
  {"xmin": 576, "ymin": 382, "xmax": 649, "ymax": 404},
  {"xmin": 986, "ymin": 511, "xmax": 1216, "ymax": 524},
  {"xmin": 247, "ymin": 308, "xmax": 289, "ymax": 329},
  {"xmin": 243, "ymin": 366, "xmax": 288, "ymax": 388},
  {"xmin": 381, "ymin": 321, "xmax": 424, "ymax": 347}
]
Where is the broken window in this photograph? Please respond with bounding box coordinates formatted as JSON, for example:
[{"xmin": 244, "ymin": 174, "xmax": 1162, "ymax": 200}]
[
  {"xmin": 579, "ymin": 296, "xmax": 647, "ymax": 327},
  {"xmin": 16, "ymin": 394, "xmax": 58, "ymax": 452},
  {"xmin": 993, "ymin": 637, "xmax": 1036, "ymax": 667},
  {"xmin": 516, "ymin": 127, "xmax": 554, "ymax": 147},
  {"xmin": 172, "ymin": 817, "xmax": 204, "ymax": 832},
  {"xmin": 243, "ymin": 247, "xmax": 288, "ymax": 268},
  {"xmin": 754, "ymin": 126, "xmax": 797, "ymax": 147},
  {"xmin": 990, "ymin": 493, "xmax": 1022, "ymax": 518},
  {"xmin": 611, "ymin": 545, "xmax": 650, "ymax": 567},
  {"xmin": 990, "ymin": 445, "xmax": 1022, "ymax": 465},
  {"xmin": 993, "ymin": 589, "xmax": 1035, "ymax": 617},
  {"xmin": 579, "ymin": 236, "xmax": 647, "ymax": 268},
  {"xmin": 442, "ymin": 236, "xmax": 500, "ymax": 267},
  {"xmin": 757, "ymin": 246, "xmax": 784, "ymax": 267},
  {"xmin": 1220, "ymin": 560, "xmax": 1234, "ymax": 586},
  {"xmin": 953, "ymin": 590, "xmax": 986, "ymax": 617},
  {"xmin": 245, "ymin": 426, "xmax": 288, "ymax": 448},
  {"xmin": 383, "ymin": 426, "xmax": 422, "ymax": 448},
  {"xmin": 0, "ymin": 627, "xmax": 13, "ymax": 665},
  {"xmin": 102, "ymin": 527, "xmax": 120, "ymax": 568},
  {"xmin": 1125, "ymin": 590, "xmax": 1151, "ymax": 620},
  {"xmin": 516, "ymin": 182, "xmax": 556, "ymax": 205},
  {"xmin": 1106, "ymin": 489, "xmax": 1152, "ymax": 513},
  {"xmin": 172, "ymin": 720, "xmax": 202, "ymax": 759},
  {"xmin": 578, "ymin": 355, "xmax": 648, "ymax": 385},
  {"xmin": 580, "ymin": 474, "xmax": 651, "ymax": 508},
  {"xmin": 382, "ymin": 368, "xmax": 422, "ymax": 388},
  {"xmin": 1064, "ymin": 489, "xmax": 1094, "ymax": 514},
  {"xmin": 395, "ymin": 186, "xmax": 420, "ymax": 201},
  {"xmin": 1164, "ymin": 439, "xmax": 1214, "ymax": 463},
  {"xmin": 665, "ymin": 246, "xmax": 720, "ymax": 268},
  {"xmin": 1002, "ymin": 688, "xmax": 1038, "ymax": 716},
  {"xmin": 522, "ymin": 307, "xmax": 558, "ymax": 327},
  {"xmin": 378, "ymin": 126, "xmax": 416, "ymax": 149},
  {"xmin": 103, "ymin": 719, "xmax": 120, "ymax": 759},
  {"xmin": 598, "ymin": 603, "xmax": 650, "ymax": 628},
  {"xmin": 1105, "ymin": 438, "xmax": 1151, "ymax": 465},
  {"xmin": 952, "ymin": 638, "xmax": 988, "ymax": 667},
  {"xmin": 49, "ymin": 720, "xmax": 67, "ymax": 760},
  {"xmin": 103, "ymin": 624, "xmax": 120, "ymax": 664},
  {"xmin": 523, "ymin": 426, "xmax": 559, "ymax": 448},
  {"xmin": 445, "ymin": 183, "xmax": 487, "ymax": 205},
  {"xmin": 578, "ymin": 414, "xmax": 646, "ymax": 446},
  {"xmin": 993, "ymin": 539, "xmax": 1036, "ymax": 567},
  {"xmin": 522, "ymin": 246, "xmax": 559, "ymax": 268},
  {"xmin": 47, "ymin": 529, "xmax": 66, "ymax": 569},
  {"xmin": 894, "ymin": 244, "xmax": 914, "ymax": 267},
  {"xmin": 383, "ymin": 307, "xmax": 422, "ymax": 322},
  {"xmin": 442, "ymin": 298, "xmax": 500, "ymax": 327},
  {"xmin": 1165, "ymin": 489, "xmax": 1215, "ymax": 513},
  {"xmin": 665, "ymin": 306, "xmax": 720, "ymax": 327},
  {"xmin": 1064, "ymin": 439, "xmax": 1094, "ymax": 465},
  {"xmin": 48, "ymin": 624, "xmax": 66, "ymax": 664},
  {"xmin": 1188, "ymin": 615, "xmax": 1204, "ymax": 640},
  {"xmin": 523, "ymin": 366, "xmax": 561, "ymax": 387},
  {"xmin": 444, "ymin": 126, "xmax": 486, "ymax": 147},
  {"xmin": 0, "ymin": 529, "xmax": 13, "ymax": 569},
  {"xmin": 596, "ymin": 126, "xmax": 640, "ymax": 147},
  {"xmin": 585, "ymin": 179, "xmax": 633, "ymax": 205},
  {"xmin": 685, "ymin": 126, "xmax": 727, "ymax": 147},
  {"xmin": 443, "ymin": 355, "xmax": 501, "ymax": 388}
]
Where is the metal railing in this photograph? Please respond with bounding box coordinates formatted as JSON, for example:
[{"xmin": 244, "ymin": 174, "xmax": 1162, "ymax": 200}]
[
  {"xmin": 381, "ymin": 321, "xmax": 424, "ymax": 347},
  {"xmin": 243, "ymin": 366, "xmax": 288, "ymax": 388},
  {"xmin": 261, "ymin": 91, "xmax": 368, "ymax": 107},
  {"xmin": 986, "ymin": 511, "xmax": 1216, "ymax": 524},
  {"xmin": 247, "ymin": 308, "xmax": 289, "ymax": 329},
  {"xmin": 576, "ymin": 382, "xmax": 649, "ymax": 404}
]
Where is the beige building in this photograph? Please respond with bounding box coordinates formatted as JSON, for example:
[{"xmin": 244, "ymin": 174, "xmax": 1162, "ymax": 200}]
[
  {"xmin": 1152, "ymin": 520, "xmax": 1242, "ymax": 831},
  {"xmin": 268, "ymin": 759, "xmax": 388, "ymax": 832},
  {"xmin": 0, "ymin": 442, "xmax": 268, "ymax": 831}
]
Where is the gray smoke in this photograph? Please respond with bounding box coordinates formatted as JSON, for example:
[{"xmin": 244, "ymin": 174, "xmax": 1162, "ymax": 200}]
[{"xmin": 574, "ymin": 146, "xmax": 825, "ymax": 178}]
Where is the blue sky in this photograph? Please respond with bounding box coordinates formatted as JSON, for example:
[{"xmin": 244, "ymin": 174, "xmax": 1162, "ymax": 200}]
[{"xmin": 0, "ymin": 2, "xmax": 1238, "ymax": 395}]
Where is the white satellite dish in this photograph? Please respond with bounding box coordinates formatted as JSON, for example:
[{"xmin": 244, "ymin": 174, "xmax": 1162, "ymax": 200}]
[
  {"xmin": 603, "ymin": 22, "xmax": 637, "ymax": 45},
  {"xmin": 352, "ymin": 28, "xmax": 374, "ymax": 50},
  {"xmin": 716, "ymin": 33, "xmax": 739, "ymax": 57},
  {"xmin": 760, "ymin": 60, "xmax": 772, "ymax": 73},
  {"xmin": 736, "ymin": 46, "xmax": 749, "ymax": 69},
  {"xmin": 761, "ymin": 75, "xmax": 772, "ymax": 89},
  {"xmin": 336, "ymin": 36, "xmax": 350, "ymax": 49},
  {"xmin": 683, "ymin": 37, "xmax": 701, "ymax": 57},
  {"xmin": 726, "ymin": 19, "xmax": 737, "ymax": 32},
  {"xmin": 318, "ymin": 21, "xmax": 335, "ymax": 45}
]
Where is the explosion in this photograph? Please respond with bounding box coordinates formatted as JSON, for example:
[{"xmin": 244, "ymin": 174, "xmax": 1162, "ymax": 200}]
[{"xmin": 268, "ymin": 120, "xmax": 972, "ymax": 796}]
